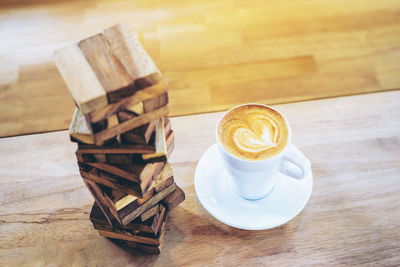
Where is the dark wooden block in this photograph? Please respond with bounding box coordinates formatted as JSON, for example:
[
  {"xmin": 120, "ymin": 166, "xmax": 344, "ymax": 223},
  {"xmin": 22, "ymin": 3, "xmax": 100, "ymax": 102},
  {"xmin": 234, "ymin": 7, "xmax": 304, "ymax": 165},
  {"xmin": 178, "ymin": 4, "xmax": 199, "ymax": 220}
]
[
  {"xmin": 90, "ymin": 201, "xmax": 168, "ymax": 237},
  {"xmin": 162, "ymin": 185, "xmax": 185, "ymax": 211},
  {"xmin": 75, "ymin": 119, "xmax": 173, "ymax": 164},
  {"xmin": 82, "ymin": 163, "xmax": 173, "ymax": 224}
]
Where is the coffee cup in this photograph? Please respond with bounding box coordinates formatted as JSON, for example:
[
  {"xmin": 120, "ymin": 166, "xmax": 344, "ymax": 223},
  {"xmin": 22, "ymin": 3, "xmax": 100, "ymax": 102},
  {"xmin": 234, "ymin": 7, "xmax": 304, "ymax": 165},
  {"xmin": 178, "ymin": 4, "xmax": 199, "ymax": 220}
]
[{"xmin": 216, "ymin": 103, "xmax": 311, "ymax": 200}]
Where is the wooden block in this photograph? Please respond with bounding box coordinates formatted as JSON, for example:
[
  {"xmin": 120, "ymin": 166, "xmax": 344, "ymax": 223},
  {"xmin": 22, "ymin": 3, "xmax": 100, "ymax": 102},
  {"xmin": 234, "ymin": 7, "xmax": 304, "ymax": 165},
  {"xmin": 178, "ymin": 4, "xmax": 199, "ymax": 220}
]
[
  {"xmin": 98, "ymin": 229, "xmax": 160, "ymax": 245},
  {"xmin": 121, "ymin": 183, "xmax": 176, "ymax": 225},
  {"xmin": 162, "ymin": 185, "xmax": 185, "ymax": 211},
  {"xmin": 80, "ymin": 160, "xmax": 173, "ymax": 199},
  {"xmin": 140, "ymin": 204, "xmax": 160, "ymax": 222},
  {"xmin": 84, "ymin": 178, "xmax": 155, "ymax": 224},
  {"xmin": 102, "ymin": 208, "xmax": 168, "ymax": 254},
  {"xmin": 103, "ymin": 23, "xmax": 160, "ymax": 81},
  {"xmin": 76, "ymin": 132, "xmax": 173, "ymax": 165},
  {"xmin": 78, "ymin": 33, "xmax": 135, "ymax": 103},
  {"xmin": 84, "ymin": 179, "xmax": 122, "ymax": 224},
  {"xmin": 86, "ymin": 78, "xmax": 168, "ymax": 124},
  {"xmin": 80, "ymin": 167, "xmax": 142, "ymax": 197},
  {"xmin": 153, "ymin": 163, "xmax": 174, "ymax": 193},
  {"xmin": 69, "ymin": 108, "xmax": 96, "ymax": 144},
  {"xmin": 85, "ymin": 161, "xmax": 164, "ymax": 189},
  {"xmin": 54, "ymin": 43, "xmax": 108, "ymax": 114},
  {"xmin": 78, "ymin": 143, "xmax": 155, "ymax": 154},
  {"xmin": 141, "ymin": 117, "xmax": 166, "ymax": 161},
  {"xmin": 70, "ymin": 104, "xmax": 168, "ymax": 145},
  {"xmin": 143, "ymin": 92, "xmax": 169, "ymax": 113},
  {"xmin": 95, "ymin": 103, "xmax": 168, "ymax": 143},
  {"xmin": 90, "ymin": 202, "xmax": 167, "ymax": 235},
  {"xmin": 121, "ymin": 120, "xmax": 156, "ymax": 145}
]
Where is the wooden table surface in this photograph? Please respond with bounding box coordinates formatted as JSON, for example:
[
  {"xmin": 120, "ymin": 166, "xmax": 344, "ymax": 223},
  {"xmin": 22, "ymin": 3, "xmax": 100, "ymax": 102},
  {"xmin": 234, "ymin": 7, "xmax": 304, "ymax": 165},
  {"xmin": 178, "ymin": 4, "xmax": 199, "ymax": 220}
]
[
  {"xmin": 1, "ymin": 0, "xmax": 400, "ymax": 137},
  {"xmin": 0, "ymin": 91, "xmax": 399, "ymax": 266}
]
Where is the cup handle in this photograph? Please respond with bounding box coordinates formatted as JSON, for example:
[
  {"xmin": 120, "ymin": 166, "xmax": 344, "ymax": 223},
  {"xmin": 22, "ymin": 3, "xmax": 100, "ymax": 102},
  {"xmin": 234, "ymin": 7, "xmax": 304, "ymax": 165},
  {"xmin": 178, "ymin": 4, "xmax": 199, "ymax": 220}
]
[{"xmin": 280, "ymin": 144, "xmax": 311, "ymax": 179}]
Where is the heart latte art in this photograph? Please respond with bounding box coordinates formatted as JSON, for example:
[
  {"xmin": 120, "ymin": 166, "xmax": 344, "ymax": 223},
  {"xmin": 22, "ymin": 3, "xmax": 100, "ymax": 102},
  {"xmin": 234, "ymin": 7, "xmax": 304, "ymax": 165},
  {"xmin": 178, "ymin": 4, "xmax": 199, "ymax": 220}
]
[{"xmin": 218, "ymin": 104, "xmax": 289, "ymax": 161}]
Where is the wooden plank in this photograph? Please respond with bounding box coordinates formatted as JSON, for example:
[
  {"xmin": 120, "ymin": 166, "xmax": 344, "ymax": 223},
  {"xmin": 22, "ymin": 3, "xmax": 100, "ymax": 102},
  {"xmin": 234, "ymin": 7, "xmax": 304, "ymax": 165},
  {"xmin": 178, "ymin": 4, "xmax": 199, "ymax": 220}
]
[
  {"xmin": 121, "ymin": 120, "xmax": 156, "ymax": 145},
  {"xmin": 143, "ymin": 93, "xmax": 169, "ymax": 113},
  {"xmin": 80, "ymin": 167, "xmax": 143, "ymax": 197},
  {"xmin": 142, "ymin": 117, "xmax": 167, "ymax": 161},
  {"xmin": 53, "ymin": 43, "xmax": 108, "ymax": 114},
  {"xmin": 98, "ymin": 230, "xmax": 160, "ymax": 246},
  {"xmin": 70, "ymin": 104, "xmax": 168, "ymax": 145},
  {"xmin": 84, "ymin": 162, "xmax": 142, "ymax": 183},
  {"xmin": 103, "ymin": 23, "xmax": 160, "ymax": 80},
  {"xmin": 90, "ymin": 202, "xmax": 161, "ymax": 234},
  {"xmin": 94, "ymin": 104, "xmax": 169, "ymax": 144},
  {"xmin": 69, "ymin": 108, "xmax": 96, "ymax": 144},
  {"xmin": 140, "ymin": 204, "xmax": 160, "ymax": 222},
  {"xmin": 121, "ymin": 183, "xmax": 176, "ymax": 225},
  {"xmin": 83, "ymin": 179, "xmax": 122, "ymax": 224},
  {"xmin": 77, "ymin": 144, "xmax": 155, "ymax": 155},
  {"xmin": 78, "ymin": 33, "xmax": 135, "ymax": 103},
  {"xmin": 87, "ymin": 79, "xmax": 168, "ymax": 123},
  {"xmin": 161, "ymin": 185, "xmax": 185, "ymax": 211}
]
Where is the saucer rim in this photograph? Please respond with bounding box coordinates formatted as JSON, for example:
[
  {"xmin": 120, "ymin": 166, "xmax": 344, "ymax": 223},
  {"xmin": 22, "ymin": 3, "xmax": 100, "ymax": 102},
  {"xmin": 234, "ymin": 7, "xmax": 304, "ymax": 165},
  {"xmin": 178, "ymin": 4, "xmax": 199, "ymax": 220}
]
[{"xmin": 194, "ymin": 143, "xmax": 313, "ymax": 230}]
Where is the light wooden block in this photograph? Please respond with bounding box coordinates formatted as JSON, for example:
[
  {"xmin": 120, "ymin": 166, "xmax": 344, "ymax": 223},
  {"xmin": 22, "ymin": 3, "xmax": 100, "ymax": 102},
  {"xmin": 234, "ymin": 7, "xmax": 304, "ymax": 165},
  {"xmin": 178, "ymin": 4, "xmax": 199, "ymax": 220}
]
[
  {"xmin": 78, "ymin": 33, "xmax": 135, "ymax": 103},
  {"xmin": 54, "ymin": 43, "xmax": 108, "ymax": 114},
  {"xmin": 103, "ymin": 23, "xmax": 160, "ymax": 81}
]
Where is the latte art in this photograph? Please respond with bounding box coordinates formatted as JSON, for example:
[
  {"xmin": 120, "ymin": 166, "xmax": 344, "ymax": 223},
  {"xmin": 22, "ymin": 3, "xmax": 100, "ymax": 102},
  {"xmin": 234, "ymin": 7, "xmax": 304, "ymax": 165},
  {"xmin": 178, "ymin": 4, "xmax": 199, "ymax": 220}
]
[{"xmin": 218, "ymin": 104, "xmax": 289, "ymax": 161}]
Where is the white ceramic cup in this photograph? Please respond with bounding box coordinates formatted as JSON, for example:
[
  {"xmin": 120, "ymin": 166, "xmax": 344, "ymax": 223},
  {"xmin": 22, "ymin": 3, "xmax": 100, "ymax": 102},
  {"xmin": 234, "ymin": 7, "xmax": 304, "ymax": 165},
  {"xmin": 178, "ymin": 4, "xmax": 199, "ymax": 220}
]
[{"xmin": 216, "ymin": 103, "xmax": 311, "ymax": 200}]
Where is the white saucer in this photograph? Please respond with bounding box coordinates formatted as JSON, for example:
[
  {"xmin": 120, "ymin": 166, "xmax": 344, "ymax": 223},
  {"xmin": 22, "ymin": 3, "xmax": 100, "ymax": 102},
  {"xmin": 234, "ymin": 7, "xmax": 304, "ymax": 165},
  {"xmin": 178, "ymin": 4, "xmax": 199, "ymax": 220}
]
[{"xmin": 194, "ymin": 143, "xmax": 313, "ymax": 230}]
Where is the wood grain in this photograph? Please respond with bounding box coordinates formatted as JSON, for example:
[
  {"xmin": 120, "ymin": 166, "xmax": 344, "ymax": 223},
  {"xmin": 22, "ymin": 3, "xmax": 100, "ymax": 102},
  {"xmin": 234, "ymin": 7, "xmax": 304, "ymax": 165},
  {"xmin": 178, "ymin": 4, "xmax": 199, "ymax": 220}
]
[
  {"xmin": 78, "ymin": 33, "xmax": 135, "ymax": 103},
  {"xmin": 1, "ymin": 0, "xmax": 400, "ymax": 137},
  {"xmin": 103, "ymin": 23, "xmax": 160, "ymax": 80},
  {"xmin": 0, "ymin": 92, "xmax": 399, "ymax": 265},
  {"xmin": 53, "ymin": 44, "xmax": 108, "ymax": 114}
]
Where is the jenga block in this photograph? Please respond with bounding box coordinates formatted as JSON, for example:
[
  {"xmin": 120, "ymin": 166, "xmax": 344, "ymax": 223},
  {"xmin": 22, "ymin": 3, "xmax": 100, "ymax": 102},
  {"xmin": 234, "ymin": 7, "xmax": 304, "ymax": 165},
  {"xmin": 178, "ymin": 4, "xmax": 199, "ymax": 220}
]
[
  {"xmin": 78, "ymin": 33, "xmax": 135, "ymax": 103},
  {"xmin": 90, "ymin": 202, "xmax": 165, "ymax": 235},
  {"xmin": 80, "ymin": 167, "xmax": 142, "ymax": 197},
  {"xmin": 77, "ymin": 143, "xmax": 155, "ymax": 154},
  {"xmin": 103, "ymin": 23, "xmax": 160, "ymax": 80},
  {"xmin": 121, "ymin": 120, "xmax": 156, "ymax": 145},
  {"xmin": 98, "ymin": 229, "xmax": 160, "ymax": 246},
  {"xmin": 84, "ymin": 178, "xmax": 155, "ymax": 224},
  {"xmin": 69, "ymin": 103, "xmax": 168, "ymax": 145},
  {"xmin": 162, "ymin": 185, "xmax": 186, "ymax": 211},
  {"xmin": 84, "ymin": 179, "xmax": 122, "ymax": 224},
  {"xmin": 80, "ymin": 161, "xmax": 173, "ymax": 198},
  {"xmin": 140, "ymin": 204, "xmax": 160, "ymax": 222},
  {"xmin": 87, "ymin": 77, "xmax": 167, "ymax": 124},
  {"xmin": 86, "ymin": 161, "xmax": 164, "ymax": 185},
  {"xmin": 142, "ymin": 117, "xmax": 166, "ymax": 161},
  {"xmin": 96, "ymin": 104, "xmax": 168, "ymax": 143},
  {"xmin": 143, "ymin": 93, "xmax": 169, "ymax": 113},
  {"xmin": 69, "ymin": 108, "xmax": 96, "ymax": 144},
  {"xmin": 54, "ymin": 43, "xmax": 108, "ymax": 114},
  {"xmin": 153, "ymin": 163, "xmax": 174, "ymax": 193},
  {"xmin": 121, "ymin": 183, "xmax": 176, "ymax": 225},
  {"xmin": 75, "ymin": 119, "xmax": 173, "ymax": 163}
]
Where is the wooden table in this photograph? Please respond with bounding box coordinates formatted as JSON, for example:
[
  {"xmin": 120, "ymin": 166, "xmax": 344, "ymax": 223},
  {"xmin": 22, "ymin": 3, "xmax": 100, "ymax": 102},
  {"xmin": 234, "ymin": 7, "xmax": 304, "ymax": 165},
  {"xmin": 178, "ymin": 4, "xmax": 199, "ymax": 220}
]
[
  {"xmin": 0, "ymin": 91, "xmax": 399, "ymax": 266},
  {"xmin": 1, "ymin": 0, "xmax": 400, "ymax": 137}
]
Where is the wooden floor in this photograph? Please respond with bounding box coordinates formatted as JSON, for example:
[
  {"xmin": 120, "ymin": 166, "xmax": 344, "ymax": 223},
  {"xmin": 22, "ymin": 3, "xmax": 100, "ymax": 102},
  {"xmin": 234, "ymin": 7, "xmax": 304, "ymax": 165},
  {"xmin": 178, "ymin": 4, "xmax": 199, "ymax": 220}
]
[{"xmin": 1, "ymin": 0, "xmax": 400, "ymax": 137}]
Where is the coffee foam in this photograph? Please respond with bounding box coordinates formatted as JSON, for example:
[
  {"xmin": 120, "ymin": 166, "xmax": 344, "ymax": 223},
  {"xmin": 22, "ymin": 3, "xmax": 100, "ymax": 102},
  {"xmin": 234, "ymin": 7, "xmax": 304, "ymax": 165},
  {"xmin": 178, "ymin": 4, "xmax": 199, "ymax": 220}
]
[{"xmin": 218, "ymin": 104, "xmax": 288, "ymax": 161}]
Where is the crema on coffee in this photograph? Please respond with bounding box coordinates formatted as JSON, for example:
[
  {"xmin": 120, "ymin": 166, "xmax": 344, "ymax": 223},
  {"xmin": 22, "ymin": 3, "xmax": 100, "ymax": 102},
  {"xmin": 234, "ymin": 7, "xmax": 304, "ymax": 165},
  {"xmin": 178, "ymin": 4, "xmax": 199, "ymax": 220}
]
[{"xmin": 217, "ymin": 104, "xmax": 288, "ymax": 161}]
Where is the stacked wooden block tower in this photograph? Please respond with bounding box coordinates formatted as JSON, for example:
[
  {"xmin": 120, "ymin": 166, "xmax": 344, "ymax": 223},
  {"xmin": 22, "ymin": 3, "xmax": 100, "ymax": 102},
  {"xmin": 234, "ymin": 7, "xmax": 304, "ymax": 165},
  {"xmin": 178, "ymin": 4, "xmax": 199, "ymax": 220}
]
[{"xmin": 54, "ymin": 24, "xmax": 185, "ymax": 254}]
